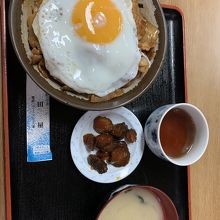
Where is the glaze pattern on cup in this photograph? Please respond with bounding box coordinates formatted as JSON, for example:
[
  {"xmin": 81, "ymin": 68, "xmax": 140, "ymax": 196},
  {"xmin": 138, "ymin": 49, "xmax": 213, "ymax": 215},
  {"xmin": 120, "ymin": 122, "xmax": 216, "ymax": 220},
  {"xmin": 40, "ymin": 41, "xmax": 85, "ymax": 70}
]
[
  {"xmin": 144, "ymin": 105, "xmax": 172, "ymax": 160},
  {"xmin": 144, "ymin": 103, "xmax": 209, "ymax": 166}
]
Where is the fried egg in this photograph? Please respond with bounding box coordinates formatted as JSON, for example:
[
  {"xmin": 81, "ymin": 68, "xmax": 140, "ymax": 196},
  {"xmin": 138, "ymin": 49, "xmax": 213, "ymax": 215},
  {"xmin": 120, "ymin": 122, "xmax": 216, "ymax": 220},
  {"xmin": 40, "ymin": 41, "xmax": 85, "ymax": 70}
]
[{"xmin": 33, "ymin": 0, "xmax": 141, "ymax": 97}]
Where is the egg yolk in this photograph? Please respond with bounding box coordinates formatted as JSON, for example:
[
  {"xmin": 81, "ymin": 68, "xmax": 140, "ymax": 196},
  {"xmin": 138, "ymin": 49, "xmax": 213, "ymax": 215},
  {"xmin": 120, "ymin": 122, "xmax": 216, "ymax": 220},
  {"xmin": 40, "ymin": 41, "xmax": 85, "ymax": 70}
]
[{"xmin": 72, "ymin": 0, "xmax": 122, "ymax": 44}]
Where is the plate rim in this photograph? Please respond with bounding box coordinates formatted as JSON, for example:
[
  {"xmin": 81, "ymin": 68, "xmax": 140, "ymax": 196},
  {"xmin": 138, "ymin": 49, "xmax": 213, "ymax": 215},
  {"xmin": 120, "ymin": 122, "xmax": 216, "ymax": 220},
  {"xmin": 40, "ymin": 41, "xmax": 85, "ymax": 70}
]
[{"xmin": 70, "ymin": 107, "xmax": 145, "ymax": 183}]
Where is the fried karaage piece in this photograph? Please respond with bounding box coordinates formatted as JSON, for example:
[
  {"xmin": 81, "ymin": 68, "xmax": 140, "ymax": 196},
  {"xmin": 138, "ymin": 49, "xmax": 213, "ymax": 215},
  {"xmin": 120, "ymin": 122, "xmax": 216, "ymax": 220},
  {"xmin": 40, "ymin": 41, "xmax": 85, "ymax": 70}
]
[
  {"xmin": 83, "ymin": 133, "xmax": 96, "ymax": 151},
  {"xmin": 111, "ymin": 122, "xmax": 128, "ymax": 140},
  {"xmin": 96, "ymin": 134, "xmax": 113, "ymax": 149},
  {"xmin": 87, "ymin": 154, "xmax": 108, "ymax": 174},
  {"xmin": 125, "ymin": 129, "xmax": 137, "ymax": 143},
  {"xmin": 96, "ymin": 150, "xmax": 110, "ymax": 161},
  {"xmin": 93, "ymin": 116, "xmax": 113, "ymax": 134},
  {"xmin": 109, "ymin": 143, "xmax": 130, "ymax": 167},
  {"xmin": 101, "ymin": 143, "xmax": 116, "ymax": 153}
]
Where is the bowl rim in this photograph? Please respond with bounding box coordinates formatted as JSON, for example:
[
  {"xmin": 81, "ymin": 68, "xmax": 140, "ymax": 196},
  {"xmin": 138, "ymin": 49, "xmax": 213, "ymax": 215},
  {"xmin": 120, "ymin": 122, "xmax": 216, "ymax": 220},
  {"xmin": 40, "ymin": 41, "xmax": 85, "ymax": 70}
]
[
  {"xmin": 96, "ymin": 185, "xmax": 179, "ymax": 220},
  {"xmin": 8, "ymin": 0, "xmax": 167, "ymax": 111}
]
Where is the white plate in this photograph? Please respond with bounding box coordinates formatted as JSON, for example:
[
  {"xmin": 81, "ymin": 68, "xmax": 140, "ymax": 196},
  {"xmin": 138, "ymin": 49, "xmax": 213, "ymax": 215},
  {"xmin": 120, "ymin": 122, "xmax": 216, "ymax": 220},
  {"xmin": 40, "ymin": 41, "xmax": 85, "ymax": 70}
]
[{"xmin": 70, "ymin": 107, "xmax": 145, "ymax": 183}]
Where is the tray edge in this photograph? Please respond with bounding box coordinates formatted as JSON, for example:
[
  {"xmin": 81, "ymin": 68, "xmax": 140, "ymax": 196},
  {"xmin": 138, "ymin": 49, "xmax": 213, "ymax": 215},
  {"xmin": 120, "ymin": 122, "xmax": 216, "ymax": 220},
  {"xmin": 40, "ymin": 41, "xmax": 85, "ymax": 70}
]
[
  {"xmin": 1, "ymin": 0, "xmax": 12, "ymax": 219},
  {"xmin": 1, "ymin": 3, "xmax": 189, "ymax": 220},
  {"xmin": 161, "ymin": 4, "xmax": 190, "ymax": 220}
]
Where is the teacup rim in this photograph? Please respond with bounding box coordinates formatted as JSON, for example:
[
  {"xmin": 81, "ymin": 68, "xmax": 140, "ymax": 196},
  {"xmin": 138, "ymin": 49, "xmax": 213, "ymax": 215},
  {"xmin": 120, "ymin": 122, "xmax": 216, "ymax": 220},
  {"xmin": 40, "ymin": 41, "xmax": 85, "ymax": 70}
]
[{"xmin": 157, "ymin": 103, "xmax": 209, "ymax": 166}]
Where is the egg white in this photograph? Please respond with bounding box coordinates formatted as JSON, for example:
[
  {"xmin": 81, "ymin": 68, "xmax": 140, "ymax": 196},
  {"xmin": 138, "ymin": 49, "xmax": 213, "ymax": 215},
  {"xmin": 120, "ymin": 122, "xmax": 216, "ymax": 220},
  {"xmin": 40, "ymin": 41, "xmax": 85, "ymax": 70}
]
[{"xmin": 33, "ymin": 0, "xmax": 141, "ymax": 97}]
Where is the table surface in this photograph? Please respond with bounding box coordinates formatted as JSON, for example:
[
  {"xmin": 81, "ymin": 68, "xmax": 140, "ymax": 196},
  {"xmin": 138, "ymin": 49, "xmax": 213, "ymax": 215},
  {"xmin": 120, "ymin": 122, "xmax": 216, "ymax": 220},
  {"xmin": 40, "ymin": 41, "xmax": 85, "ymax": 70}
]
[{"xmin": 1, "ymin": 0, "xmax": 220, "ymax": 219}]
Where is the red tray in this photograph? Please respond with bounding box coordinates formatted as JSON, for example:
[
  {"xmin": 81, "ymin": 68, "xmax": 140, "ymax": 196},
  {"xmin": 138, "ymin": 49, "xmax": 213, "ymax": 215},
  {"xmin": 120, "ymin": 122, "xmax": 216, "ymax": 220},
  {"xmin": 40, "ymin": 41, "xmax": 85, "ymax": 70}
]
[{"xmin": 1, "ymin": 2, "xmax": 190, "ymax": 219}]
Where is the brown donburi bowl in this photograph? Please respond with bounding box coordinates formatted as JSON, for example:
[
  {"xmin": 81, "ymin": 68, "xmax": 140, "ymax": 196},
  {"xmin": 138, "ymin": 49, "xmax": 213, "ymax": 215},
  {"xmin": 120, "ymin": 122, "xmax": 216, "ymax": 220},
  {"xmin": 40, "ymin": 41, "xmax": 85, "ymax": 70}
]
[{"xmin": 9, "ymin": 0, "xmax": 167, "ymax": 110}]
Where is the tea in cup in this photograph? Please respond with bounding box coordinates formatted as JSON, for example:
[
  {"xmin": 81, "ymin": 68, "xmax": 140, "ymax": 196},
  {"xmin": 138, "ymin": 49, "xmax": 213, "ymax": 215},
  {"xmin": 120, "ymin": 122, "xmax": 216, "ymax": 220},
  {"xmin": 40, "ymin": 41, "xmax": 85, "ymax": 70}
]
[{"xmin": 144, "ymin": 103, "xmax": 209, "ymax": 166}]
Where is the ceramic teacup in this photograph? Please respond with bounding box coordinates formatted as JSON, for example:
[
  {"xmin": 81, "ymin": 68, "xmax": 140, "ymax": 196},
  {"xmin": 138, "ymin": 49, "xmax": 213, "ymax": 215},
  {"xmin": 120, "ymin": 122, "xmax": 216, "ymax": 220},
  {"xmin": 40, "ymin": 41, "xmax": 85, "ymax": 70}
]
[{"xmin": 144, "ymin": 103, "xmax": 209, "ymax": 166}]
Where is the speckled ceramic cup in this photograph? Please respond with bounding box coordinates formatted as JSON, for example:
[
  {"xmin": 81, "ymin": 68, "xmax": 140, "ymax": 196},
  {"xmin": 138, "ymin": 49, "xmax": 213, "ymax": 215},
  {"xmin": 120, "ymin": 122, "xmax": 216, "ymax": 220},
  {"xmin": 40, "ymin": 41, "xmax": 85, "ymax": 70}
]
[{"xmin": 144, "ymin": 103, "xmax": 209, "ymax": 166}]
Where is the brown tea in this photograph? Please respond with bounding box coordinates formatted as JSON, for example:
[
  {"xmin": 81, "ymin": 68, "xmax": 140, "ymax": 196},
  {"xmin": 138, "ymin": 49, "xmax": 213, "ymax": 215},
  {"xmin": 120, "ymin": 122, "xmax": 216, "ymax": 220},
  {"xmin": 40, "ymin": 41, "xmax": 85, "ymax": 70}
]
[{"xmin": 160, "ymin": 108, "xmax": 195, "ymax": 158}]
